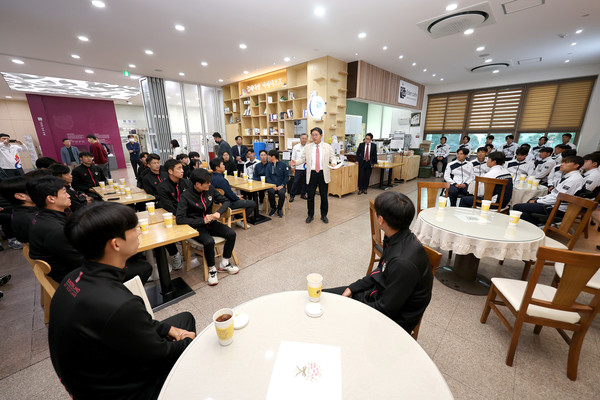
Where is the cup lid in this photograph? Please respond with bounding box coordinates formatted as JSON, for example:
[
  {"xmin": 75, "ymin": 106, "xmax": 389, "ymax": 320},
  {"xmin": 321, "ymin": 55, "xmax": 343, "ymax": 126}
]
[
  {"xmin": 305, "ymin": 303, "xmax": 324, "ymax": 318},
  {"xmin": 234, "ymin": 312, "xmax": 249, "ymax": 329}
]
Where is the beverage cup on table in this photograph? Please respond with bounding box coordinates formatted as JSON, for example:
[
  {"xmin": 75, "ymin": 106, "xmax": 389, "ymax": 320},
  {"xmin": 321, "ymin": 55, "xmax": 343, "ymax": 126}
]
[
  {"xmin": 119, "ymin": 184, "xmax": 125, "ymax": 194},
  {"xmin": 261, "ymin": 176, "xmax": 266, "ymax": 184},
  {"xmin": 438, "ymin": 196, "xmax": 447, "ymax": 209},
  {"xmin": 233, "ymin": 171, "xmax": 238, "ymax": 177},
  {"xmin": 138, "ymin": 218, "xmax": 149, "ymax": 234},
  {"xmin": 119, "ymin": 178, "xmax": 126, "ymax": 185},
  {"xmin": 99, "ymin": 181, "xmax": 105, "ymax": 189},
  {"xmin": 113, "ymin": 182, "xmax": 120, "ymax": 191},
  {"xmin": 107, "ymin": 178, "xmax": 114, "ymax": 185},
  {"xmin": 307, "ymin": 273, "xmax": 323, "ymax": 302},
  {"xmin": 527, "ymin": 176, "xmax": 534, "ymax": 190},
  {"xmin": 146, "ymin": 202, "xmax": 155, "ymax": 215},
  {"xmin": 481, "ymin": 200, "xmax": 492, "ymax": 212},
  {"xmin": 125, "ymin": 187, "xmax": 131, "ymax": 198},
  {"xmin": 509, "ymin": 210, "xmax": 522, "ymax": 225},
  {"xmin": 519, "ymin": 175, "xmax": 527, "ymax": 184},
  {"xmin": 248, "ymin": 179, "xmax": 253, "ymax": 189},
  {"xmin": 162, "ymin": 212, "xmax": 173, "ymax": 228},
  {"xmin": 223, "ymin": 171, "xmax": 227, "ymax": 177},
  {"xmin": 532, "ymin": 179, "xmax": 540, "ymax": 189},
  {"xmin": 213, "ymin": 308, "xmax": 234, "ymax": 346},
  {"xmin": 242, "ymin": 173, "xmax": 247, "ymax": 179}
]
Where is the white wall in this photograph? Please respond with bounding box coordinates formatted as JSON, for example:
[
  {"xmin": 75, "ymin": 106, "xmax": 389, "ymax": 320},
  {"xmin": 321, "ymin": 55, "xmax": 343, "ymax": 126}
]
[
  {"xmin": 366, "ymin": 103, "xmax": 383, "ymax": 138},
  {"xmin": 114, "ymin": 104, "xmax": 147, "ymax": 131}
]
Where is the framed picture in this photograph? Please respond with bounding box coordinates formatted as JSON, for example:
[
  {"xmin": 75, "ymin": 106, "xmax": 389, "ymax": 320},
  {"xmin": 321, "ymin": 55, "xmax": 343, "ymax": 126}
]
[{"xmin": 410, "ymin": 112, "xmax": 421, "ymax": 127}]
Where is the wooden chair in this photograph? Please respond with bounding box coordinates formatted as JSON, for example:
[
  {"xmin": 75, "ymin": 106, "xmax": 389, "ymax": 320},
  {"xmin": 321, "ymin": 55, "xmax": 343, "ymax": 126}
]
[
  {"xmin": 123, "ymin": 275, "xmax": 154, "ymax": 318},
  {"xmin": 23, "ymin": 245, "xmax": 59, "ymax": 324},
  {"xmin": 480, "ymin": 246, "xmax": 600, "ymax": 381},
  {"xmin": 366, "ymin": 199, "xmax": 383, "ymax": 275},
  {"xmin": 521, "ymin": 193, "xmax": 598, "ymax": 280},
  {"xmin": 580, "ymin": 191, "xmax": 600, "ymax": 239},
  {"xmin": 411, "ymin": 245, "xmax": 442, "ymax": 341},
  {"xmin": 216, "ymin": 188, "xmax": 248, "ymax": 229},
  {"xmin": 263, "ymin": 192, "xmax": 291, "ymax": 215},
  {"xmin": 416, "ymin": 181, "xmax": 449, "ymax": 215},
  {"xmin": 472, "ymin": 176, "xmax": 509, "ymax": 213}
]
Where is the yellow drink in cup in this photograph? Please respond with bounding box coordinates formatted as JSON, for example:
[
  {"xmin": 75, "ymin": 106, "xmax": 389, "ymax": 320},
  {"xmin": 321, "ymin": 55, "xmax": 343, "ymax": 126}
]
[
  {"xmin": 307, "ymin": 273, "xmax": 323, "ymax": 302},
  {"xmin": 119, "ymin": 178, "xmax": 125, "ymax": 185},
  {"xmin": 213, "ymin": 308, "xmax": 234, "ymax": 346},
  {"xmin": 138, "ymin": 218, "xmax": 149, "ymax": 234},
  {"xmin": 162, "ymin": 212, "xmax": 173, "ymax": 228},
  {"xmin": 438, "ymin": 196, "xmax": 447, "ymax": 208},
  {"xmin": 99, "ymin": 181, "xmax": 105, "ymax": 189},
  {"xmin": 113, "ymin": 182, "xmax": 119, "ymax": 191},
  {"xmin": 260, "ymin": 176, "xmax": 266, "ymax": 184},
  {"xmin": 248, "ymin": 179, "xmax": 253, "ymax": 189},
  {"xmin": 119, "ymin": 184, "xmax": 125, "ymax": 194},
  {"xmin": 125, "ymin": 187, "xmax": 131, "ymax": 197},
  {"xmin": 223, "ymin": 171, "xmax": 227, "ymax": 177},
  {"xmin": 146, "ymin": 202, "xmax": 155, "ymax": 215},
  {"xmin": 242, "ymin": 173, "xmax": 247, "ymax": 179},
  {"xmin": 233, "ymin": 171, "xmax": 238, "ymax": 177},
  {"xmin": 107, "ymin": 178, "xmax": 113, "ymax": 185},
  {"xmin": 509, "ymin": 210, "xmax": 522, "ymax": 225},
  {"xmin": 481, "ymin": 200, "xmax": 492, "ymax": 212}
]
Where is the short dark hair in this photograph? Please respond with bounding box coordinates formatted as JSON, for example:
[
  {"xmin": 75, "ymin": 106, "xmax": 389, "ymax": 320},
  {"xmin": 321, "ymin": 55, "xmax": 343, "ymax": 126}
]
[
  {"xmin": 26, "ymin": 176, "xmax": 65, "ymax": 208},
  {"xmin": 562, "ymin": 133, "xmax": 572, "ymax": 139},
  {"xmin": 583, "ymin": 152, "xmax": 600, "ymax": 165},
  {"xmin": 79, "ymin": 151, "xmax": 92, "ymax": 158},
  {"xmin": 0, "ymin": 133, "xmax": 9, "ymax": 139},
  {"xmin": 485, "ymin": 144, "xmax": 494, "ymax": 150},
  {"xmin": 562, "ymin": 149, "xmax": 577, "ymax": 158},
  {"xmin": 463, "ymin": 136, "xmax": 470, "ymax": 142},
  {"xmin": 556, "ymin": 144, "xmax": 570, "ymax": 150},
  {"xmin": 62, "ymin": 138, "xmax": 70, "ymax": 142},
  {"xmin": 310, "ymin": 127, "xmax": 323, "ymax": 136},
  {"xmin": 488, "ymin": 151, "xmax": 506, "ymax": 165},
  {"xmin": 268, "ymin": 149, "xmax": 279, "ymax": 159},
  {"xmin": 506, "ymin": 135, "xmax": 514, "ymax": 140},
  {"xmin": 212, "ymin": 132, "xmax": 222, "ymax": 139},
  {"xmin": 48, "ymin": 163, "xmax": 71, "ymax": 177},
  {"xmin": 190, "ymin": 168, "xmax": 212, "ymax": 184},
  {"xmin": 127, "ymin": 134, "xmax": 135, "ymax": 139},
  {"xmin": 539, "ymin": 147, "xmax": 553, "ymax": 154},
  {"xmin": 0, "ymin": 177, "xmax": 28, "ymax": 206},
  {"xmin": 164, "ymin": 159, "xmax": 181, "ymax": 173},
  {"xmin": 146, "ymin": 153, "xmax": 161, "ymax": 163},
  {"xmin": 86, "ymin": 134, "xmax": 97, "ymax": 140},
  {"xmin": 440, "ymin": 137, "xmax": 447, "ymax": 143},
  {"xmin": 373, "ymin": 192, "xmax": 415, "ymax": 231},
  {"xmin": 65, "ymin": 202, "xmax": 139, "ymax": 261},
  {"xmin": 456, "ymin": 148, "xmax": 469, "ymax": 155},
  {"xmin": 176, "ymin": 153, "xmax": 189, "ymax": 161},
  {"xmin": 520, "ymin": 143, "xmax": 531, "ymax": 149},
  {"xmin": 562, "ymin": 156, "xmax": 584, "ymax": 168},
  {"xmin": 259, "ymin": 150, "xmax": 267, "ymax": 156},
  {"xmin": 24, "ymin": 169, "xmax": 52, "ymax": 179},
  {"xmin": 477, "ymin": 147, "xmax": 487, "ymax": 153},
  {"xmin": 247, "ymin": 149, "xmax": 255, "ymax": 154},
  {"xmin": 140, "ymin": 152, "xmax": 149, "ymax": 159},
  {"xmin": 539, "ymin": 136, "xmax": 548, "ymax": 143},
  {"xmin": 486, "ymin": 135, "xmax": 495, "ymax": 140},
  {"xmin": 170, "ymin": 139, "xmax": 180, "ymax": 148},
  {"xmin": 516, "ymin": 147, "xmax": 529, "ymax": 156},
  {"xmin": 35, "ymin": 157, "xmax": 59, "ymax": 169},
  {"xmin": 235, "ymin": 136, "xmax": 242, "ymax": 141},
  {"xmin": 188, "ymin": 151, "xmax": 200, "ymax": 159},
  {"xmin": 365, "ymin": 133, "xmax": 373, "ymax": 140},
  {"xmin": 209, "ymin": 157, "xmax": 223, "ymax": 171}
]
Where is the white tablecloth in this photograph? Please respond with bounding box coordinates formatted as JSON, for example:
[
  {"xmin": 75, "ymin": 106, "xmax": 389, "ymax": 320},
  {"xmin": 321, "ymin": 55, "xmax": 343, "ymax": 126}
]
[
  {"xmin": 159, "ymin": 291, "xmax": 453, "ymax": 400},
  {"xmin": 413, "ymin": 207, "xmax": 545, "ymax": 261},
  {"xmin": 509, "ymin": 185, "xmax": 548, "ymax": 205}
]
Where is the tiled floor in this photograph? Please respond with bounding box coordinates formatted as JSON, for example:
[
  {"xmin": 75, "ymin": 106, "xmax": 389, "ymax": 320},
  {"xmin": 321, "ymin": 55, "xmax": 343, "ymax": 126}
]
[{"xmin": 1, "ymin": 168, "xmax": 599, "ymax": 399}]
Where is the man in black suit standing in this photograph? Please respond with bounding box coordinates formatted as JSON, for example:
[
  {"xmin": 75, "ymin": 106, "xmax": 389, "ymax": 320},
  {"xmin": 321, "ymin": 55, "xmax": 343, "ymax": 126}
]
[
  {"xmin": 356, "ymin": 133, "xmax": 377, "ymax": 194},
  {"xmin": 231, "ymin": 136, "xmax": 248, "ymax": 175}
]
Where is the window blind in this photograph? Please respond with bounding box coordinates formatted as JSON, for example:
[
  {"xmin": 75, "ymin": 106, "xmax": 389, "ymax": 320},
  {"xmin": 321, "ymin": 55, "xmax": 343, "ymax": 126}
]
[
  {"xmin": 424, "ymin": 93, "xmax": 468, "ymax": 131},
  {"xmin": 467, "ymin": 88, "xmax": 522, "ymax": 130}
]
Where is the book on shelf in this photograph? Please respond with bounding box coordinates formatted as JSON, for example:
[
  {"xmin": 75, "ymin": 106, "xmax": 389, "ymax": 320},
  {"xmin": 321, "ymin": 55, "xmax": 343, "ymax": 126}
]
[
  {"xmin": 262, "ymin": 128, "xmax": 268, "ymax": 135},
  {"xmin": 267, "ymin": 96, "xmax": 273, "ymax": 104},
  {"xmin": 279, "ymin": 111, "xmax": 286, "ymax": 120},
  {"xmin": 302, "ymin": 109, "xmax": 307, "ymax": 118},
  {"xmin": 287, "ymin": 109, "xmax": 293, "ymax": 119},
  {"xmin": 232, "ymin": 103, "xmax": 237, "ymax": 112},
  {"xmin": 253, "ymin": 128, "xmax": 260, "ymax": 135},
  {"xmin": 289, "ymin": 91, "xmax": 295, "ymax": 100},
  {"xmin": 229, "ymin": 116, "xmax": 233, "ymax": 124},
  {"xmin": 224, "ymin": 107, "xmax": 230, "ymax": 113}
]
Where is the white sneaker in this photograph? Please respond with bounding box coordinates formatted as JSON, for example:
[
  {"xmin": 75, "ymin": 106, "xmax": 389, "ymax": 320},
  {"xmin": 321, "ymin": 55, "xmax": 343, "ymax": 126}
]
[
  {"xmin": 208, "ymin": 269, "xmax": 219, "ymax": 286},
  {"xmin": 236, "ymin": 220, "xmax": 248, "ymax": 229},
  {"xmin": 171, "ymin": 253, "xmax": 183, "ymax": 270},
  {"xmin": 218, "ymin": 264, "xmax": 239, "ymax": 274},
  {"xmin": 7, "ymin": 238, "xmax": 22, "ymax": 250}
]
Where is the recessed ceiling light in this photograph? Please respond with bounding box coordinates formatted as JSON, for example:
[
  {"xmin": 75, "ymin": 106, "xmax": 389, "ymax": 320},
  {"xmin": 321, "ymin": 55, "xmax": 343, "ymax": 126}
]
[
  {"xmin": 485, "ymin": 58, "xmax": 493, "ymax": 63},
  {"xmin": 382, "ymin": 46, "xmax": 388, "ymax": 50},
  {"xmin": 446, "ymin": 3, "xmax": 458, "ymax": 12},
  {"xmin": 575, "ymin": 29, "xmax": 583, "ymax": 34},
  {"xmin": 571, "ymin": 42, "xmax": 577, "ymax": 46},
  {"xmin": 476, "ymin": 46, "xmax": 485, "ymax": 51},
  {"xmin": 128, "ymin": 64, "xmax": 136, "ymax": 68},
  {"xmin": 91, "ymin": 0, "xmax": 105, "ymax": 8},
  {"xmin": 130, "ymin": 74, "xmax": 140, "ymax": 79},
  {"xmin": 358, "ymin": 32, "xmax": 367, "ymax": 39},
  {"xmin": 243, "ymin": 70, "xmax": 249, "ymax": 74},
  {"xmin": 145, "ymin": 49, "xmax": 154, "ymax": 55},
  {"xmin": 127, "ymin": 101, "xmax": 132, "ymax": 104},
  {"xmin": 175, "ymin": 24, "xmax": 185, "ymax": 31},
  {"xmin": 71, "ymin": 54, "xmax": 80, "ymax": 59},
  {"xmin": 432, "ymin": 73, "xmax": 437, "ymax": 77},
  {"xmin": 492, "ymin": 70, "xmax": 499, "ymax": 74},
  {"xmin": 464, "ymin": 28, "xmax": 474, "ymax": 35},
  {"xmin": 201, "ymin": 61, "xmax": 208, "ymax": 67},
  {"xmin": 423, "ymin": 68, "xmax": 427, "ymax": 72},
  {"xmin": 314, "ymin": 6, "xmax": 325, "ymax": 16},
  {"xmin": 239, "ymin": 43, "xmax": 247, "ymax": 49},
  {"xmin": 5, "ymin": 96, "xmax": 12, "ymax": 99},
  {"xmin": 218, "ymin": 79, "xmax": 224, "ymax": 83},
  {"xmin": 12, "ymin": 59, "xmax": 24, "ymax": 65},
  {"xmin": 565, "ymin": 59, "xmax": 570, "ymax": 63},
  {"xmin": 177, "ymin": 102, "xmax": 181, "ymax": 105},
  {"xmin": 399, "ymin": 55, "xmax": 404, "ymax": 59},
  {"xmin": 178, "ymin": 72, "xmax": 185, "ymax": 76},
  {"xmin": 85, "ymin": 69, "xmax": 94, "ymax": 74},
  {"xmin": 440, "ymin": 78, "xmax": 444, "ymax": 81},
  {"xmin": 283, "ymin": 57, "xmax": 291, "ymax": 62},
  {"xmin": 412, "ymin": 62, "xmax": 416, "ymax": 66},
  {"xmin": 78, "ymin": 35, "xmax": 89, "ymax": 42},
  {"xmin": 355, "ymin": 52, "xmax": 359, "ymax": 56}
]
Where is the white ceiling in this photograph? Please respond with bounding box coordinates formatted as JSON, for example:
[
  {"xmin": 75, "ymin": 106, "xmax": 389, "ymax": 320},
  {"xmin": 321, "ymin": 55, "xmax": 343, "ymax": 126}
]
[{"xmin": 1, "ymin": 0, "xmax": 599, "ymax": 106}]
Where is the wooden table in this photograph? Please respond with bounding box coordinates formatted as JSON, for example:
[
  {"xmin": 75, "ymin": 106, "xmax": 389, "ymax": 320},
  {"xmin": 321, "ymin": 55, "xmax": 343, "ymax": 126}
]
[
  {"xmin": 136, "ymin": 208, "xmax": 167, "ymax": 225},
  {"xmin": 226, "ymin": 176, "xmax": 276, "ymax": 225},
  {"xmin": 372, "ymin": 161, "xmax": 404, "ymax": 189},
  {"xmin": 92, "ymin": 186, "xmax": 154, "ymax": 205},
  {"xmin": 138, "ymin": 222, "xmax": 199, "ymax": 310}
]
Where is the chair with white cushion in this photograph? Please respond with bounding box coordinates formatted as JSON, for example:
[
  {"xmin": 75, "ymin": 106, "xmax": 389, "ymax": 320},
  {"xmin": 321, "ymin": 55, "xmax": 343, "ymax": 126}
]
[
  {"xmin": 480, "ymin": 246, "xmax": 600, "ymax": 381},
  {"xmin": 123, "ymin": 275, "xmax": 154, "ymax": 319}
]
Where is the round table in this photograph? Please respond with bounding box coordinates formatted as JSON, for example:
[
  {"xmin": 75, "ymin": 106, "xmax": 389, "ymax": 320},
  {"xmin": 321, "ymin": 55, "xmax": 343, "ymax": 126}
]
[
  {"xmin": 158, "ymin": 291, "xmax": 453, "ymax": 400},
  {"xmin": 509, "ymin": 184, "xmax": 548, "ymax": 205},
  {"xmin": 413, "ymin": 207, "xmax": 545, "ymax": 295}
]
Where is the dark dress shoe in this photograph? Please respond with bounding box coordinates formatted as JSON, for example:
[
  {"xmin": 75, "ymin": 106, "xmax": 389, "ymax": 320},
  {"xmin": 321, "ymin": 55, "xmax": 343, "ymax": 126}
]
[
  {"xmin": 300, "ymin": 194, "xmax": 308, "ymax": 200},
  {"xmin": 0, "ymin": 274, "xmax": 10, "ymax": 287},
  {"xmin": 277, "ymin": 209, "xmax": 283, "ymax": 218},
  {"xmin": 289, "ymin": 196, "xmax": 295, "ymax": 203},
  {"xmin": 269, "ymin": 209, "xmax": 276, "ymax": 216},
  {"xmin": 363, "ymin": 189, "xmax": 368, "ymax": 194},
  {"xmin": 321, "ymin": 216, "xmax": 329, "ymax": 223},
  {"xmin": 357, "ymin": 190, "xmax": 363, "ymax": 195},
  {"xmin": 306, "ymin": 216, "xmax": 314, "ymax": 223}
]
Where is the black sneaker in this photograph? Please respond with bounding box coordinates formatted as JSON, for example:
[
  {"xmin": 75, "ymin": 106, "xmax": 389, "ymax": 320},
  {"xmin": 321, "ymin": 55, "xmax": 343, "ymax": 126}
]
[
  {"xmin": 277, "ymin": 209, "xmax": 283, "ymax": 218},
  {"xmin": 0, "ymin": 274, "xmax": 11, "ymax": 287},
  {"xmin": 269, "ymin": 209, "xmax": 276, "ymax": 216},
  {"xmin": 289, "ymin": 196, "xmax": 295, "ymax": 203}
]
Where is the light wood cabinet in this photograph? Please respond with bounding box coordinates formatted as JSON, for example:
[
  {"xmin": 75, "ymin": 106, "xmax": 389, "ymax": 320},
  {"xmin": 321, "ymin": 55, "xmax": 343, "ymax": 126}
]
[
  {"xmin": 400, "ymin": 155, "xmax": 421, "ymax": 182},
  {"xmin": 329, "ymin": 163, "xmax": 358, "ymax": 198}
]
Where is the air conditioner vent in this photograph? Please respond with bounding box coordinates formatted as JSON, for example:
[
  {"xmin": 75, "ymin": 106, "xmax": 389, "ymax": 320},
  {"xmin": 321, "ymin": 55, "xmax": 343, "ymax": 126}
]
[{"xmin": 417, "ymin": 2, "xmax": 496, "ymax": 39}]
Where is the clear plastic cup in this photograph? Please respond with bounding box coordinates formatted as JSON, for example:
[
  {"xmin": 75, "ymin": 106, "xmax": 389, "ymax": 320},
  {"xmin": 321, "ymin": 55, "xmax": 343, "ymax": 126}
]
[
  {"xmin": 107, "ymin": 178, "xmax": 114, "ymax": 185},
  {"xmin": 125, "ymin": 187, "xmax": 131, "ymax": 198},
  {"xmin": 233, "ymin": 171, "xmax": 238, "ymax": 177},
  {"xmin": 438, "ymin": 196, "xmax": 447, "ymax": 208},
  {"xmin": 223, "ymin": 171, "xmax": 227, "ymax": 177},
  {"xmin": 481, "ymin": 200, "xmax": 492, "ymax": 212},
  {"xmin": 213, "ymin": 308, "xmax": 234, "ymax": 346},
  {"xmin": 119, "ymin": 178, "xmax": 126, "ymax": 185},
  {"xmin": 307, "ymin": 273, "xmax": 323, "ymax": 302},
  {"xmin": 532, "ymin": 179, "xmax": 540, "ymax": 189}
]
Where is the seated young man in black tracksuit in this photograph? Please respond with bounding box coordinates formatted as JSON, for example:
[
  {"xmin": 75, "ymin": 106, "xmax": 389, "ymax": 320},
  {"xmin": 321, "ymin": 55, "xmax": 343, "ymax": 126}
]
[
  {"xmin": 157, "ymin": 159, "xmax": 192, "ymax": 214},
  {"xmin": 27, "ymin": 176, "xmax": 151, "ymax": 284},
  {"xmin": 142, "ymin": 153, "xmax": 168, "ymax": 197},
  {"xmin": 48, "ymin": 164, "xmax": 92, "ymax": 212},
  {"xmin": 176, "ymin": 168, "xmax": 238, "ymax": 286},
  {"xmin": 136, "ymin": 152, "xmax": 150, "ymax": 189},
  {"xmin": 71, "ymin": 151, "xmax": 106, "ymax": 200},
  {"xmin": 324, "ymin": 192, "xmax": 433, "ymax": 333},
  {"xmin": 49, "ymin": 202, "xmax": 196, "ymax": 400},
  {"xmin": 0, "ymin": 176, "xmax": 38, "ymax": 244}
]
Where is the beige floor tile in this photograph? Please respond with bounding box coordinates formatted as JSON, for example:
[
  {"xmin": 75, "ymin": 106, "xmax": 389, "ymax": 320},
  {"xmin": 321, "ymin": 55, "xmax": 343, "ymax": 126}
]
[{"xmin": 441, "ymin": 373, "xmax": 487, "ymax": 400}]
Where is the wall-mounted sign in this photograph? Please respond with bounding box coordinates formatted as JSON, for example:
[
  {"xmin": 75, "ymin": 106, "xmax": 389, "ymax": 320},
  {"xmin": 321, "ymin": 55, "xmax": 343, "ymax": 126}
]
[
  {"xmin": 398, "ymin": 80, "xmax": 419, "ymax": 107},
  {"xmin": 308, "ymin": 96, "xmax": 325, "ymax": 120},
  {"xmin": 239, "ymin": 69, "xmax": 287, "ymax": 96}
]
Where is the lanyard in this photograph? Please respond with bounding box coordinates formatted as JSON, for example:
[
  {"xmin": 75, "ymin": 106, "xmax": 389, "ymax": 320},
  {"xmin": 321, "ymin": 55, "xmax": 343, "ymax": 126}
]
[{"xmin": 87, "ymin": 167, "xmax": 96, "ymax": 186}]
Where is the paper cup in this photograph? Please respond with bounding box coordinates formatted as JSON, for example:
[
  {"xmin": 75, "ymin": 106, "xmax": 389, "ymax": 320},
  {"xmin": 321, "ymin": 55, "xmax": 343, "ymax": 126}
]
[
  {"xmin": 162, "ymin": 212, "xmax": 173, "ymax": 228},
  {"xmin": 307, "ymin": 273, "xmax": 323, "ymax": 303},
  {"xmin": 223, "ymin": 171, "xmax": 227, "ymax": 177},
  {"xmin": 242, "ymin": 173, "xmax": 247, "ymax": 179},
  {"xmin": 519, "ymin": 175, "xmax": 527, "ymax": 183},
  {"xmin": 509, "ymin": 210, "xmax": 522, "ymax": 225},
  {"xmin": 260, "ymin": 176, "xmax": 266, "ymax": 184},
  {"xmin": 248, "ymin": 180, "xmax": 253, "ymax": 188},
  {"xmin": 119, "ymin": 184, "xmax": 126, "ymax": 194},
  {"xmin": 438, "ymin": 196, "xmax": 447, "ymax": 209},
  {"xmin": 113, "ymin": 182, "xmax": 119, "ymax": 191},
  {"xmin": 213, "ymin": 308, "xmax": 234, "ymax": 346},
  {"xmin": 99, "ymin": 181, "xmax": 105, "ymax": 189},
  {"xmin": 125, "ymin": 187, "xmax": 131, "ymax": 198},
  {"xmin": 107, "ymin": 178, "xmax": 113, "ymax": 185},
  {"xmin": 119, "ymin": 178, "xmax": 125, "ymax": 185},
  {"xmin": 138, "ymin": 218, "xmax": 149, "ymax": 234},
  {"xmin": 532, "ymin": 179, "xmax": 540, "ymax": 189},
  {"xmin": 481, "ymin": 200, "xmax": 492, "ymax": 212},
  {"xmin": 146, "ymin": 202, "xmax": 155, "ymax": 214},
  {"xmin": 233, "ymin": 171, "xmax": 238, "ymax": 177}
]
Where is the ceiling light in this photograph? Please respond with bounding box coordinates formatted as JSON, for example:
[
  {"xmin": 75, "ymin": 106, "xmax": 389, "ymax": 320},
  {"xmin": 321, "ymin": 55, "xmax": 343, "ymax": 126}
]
[
  {"xmin": 571, "ymin": 42, "xmax": 577, "ymax": 46},
  {"xmin": 91, "ymin": 0, "xmax": 105, "ymax": 8},
  {"xmin": 440, "ymin": 78, "xmax": 444, "ymax": 81},
  {"xmin": 177, "ymin": 102, "xmax": 181, "ymax": 105},
  {"xmin": 565, "ymin": 59, "xmax": 570, "ymax": 63},
  {"xmin": 71, "ymin": 54, "xmax": 80, "ymax": 59},
  {"xmin": 175, "ymin": 24, "xmax": 185, "ymax": 31},
  {"xmin": 446, "ymin": 3, "xmax": 458, "ymax": 12},
  {"xmin": 145, "ymin": 49, "xmax": 154, "ymax": 55},
  {"xmin": 412, "ymin": 62, "xmax": 416, "ymax": 66},
  {"xmin": 178, "ymin": 72, "xmax": 185, "ymax": 76},
  {"xmin": 464, "ymin": 28, "xmax": 474, "ymax": 35},
  {"xmin": 432, "ymin": 73, "xmax": 436, "ymax": 77},
  {"xmin": 575, "ymin": 29, "xmax": 583, "ymax": 34},
  {"xmin": 85, "ymin": 69, "xmax": 94, "ymax": 74},
  {"xmin": 127, "ymin": 101, "xmax": 132, "ymax": 104},
  {"xmin": 239, "ymin": 43, "xmax": 247, "ymax": 49},
  {"xmin": 128, "ymin": 64, "xmax": 136, "ymax": 68},
  {"xmin": 399, "ymin": 55, "xmax": 404, "ymax": 59},
  {"xmin": 358, "ymin": 32, "xmax": 367, "ymax": 39},
  {"xmin": 355, "ymin": 52, "xmax": 359, "ymax": 56},
  {"xmin": 485, "ymin": 58, "xmax": 493, "ymax": 63},
  {"xmin": 12, "ymin": 59, "xmax": 24, "ymax": 64},
  {"xmin": 218, "ymin": 79, "xmax": 224, "ymax": 83},
  {"xmin": 130, "ymin": 74, "xmax": 140, "ymax": 79},
  {"xmin": 476, "ymin": 46, "xmax": 485, "ymax": 51},
  {"xmin": 5, "ymin": 96, "xmax": 12, "ymax": 99},
  {"xmin": 492, "ymin": 69, "xmax": 499, "ymax": 74},
  {"xmin": 201, "ymin": 61, "xmax": 208, "ymax": 67},
  {"xmin": 314, "ymin": 6, "xmax": 325, "ymax": 17},
  {"xmin": 283, "ymin": 57, "xmax": 291, "ymax": 62},
  {"xmin": 78, "ymin": 35, "xmax": 89, "ymax": 42},
  {"xmin": 382, "ymin": 46, "xmax": 388, "ymax": 50},
  {"xmin": 243, "ymin": 70, "xmax": 249, "ymax": 74},
  {"xmin": 423, "ymin": 68, "xmax": 427, "ymax": 72}
]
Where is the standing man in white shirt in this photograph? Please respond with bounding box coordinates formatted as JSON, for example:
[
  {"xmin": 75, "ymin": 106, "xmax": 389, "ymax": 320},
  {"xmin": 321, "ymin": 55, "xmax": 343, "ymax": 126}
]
[
  {"xmin": 0, "ymin": 133, "xmax": 27, "ymax": 177},
  {"xmin": 356, "ymin": 133, "xmax": 377, "ymax": 194},
  {"xmin": 289, "ymin": 133, "xmax": 308, "ymax": 202},
  {"xmin": 561, "ymin": 133, "xmax": 576, "ymax": 150},
  {"xmin": 501, "ymin": 135, "xmax": 519, "ymax": 161},
  {"xmin": 444, "ymin": 148, "xmax": 474, "ymax": 206},
  {"xmin": 290, "ymin": 127, "xmax": 336, "ymax": 224},
  {"xmin": 432, "ymin": 137, "xmax": 450, "ymax": 177},
  {"xmin": 533, "ymin": 147, "xmax": 556, "ymax": 186}
]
